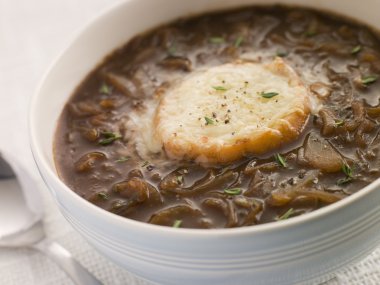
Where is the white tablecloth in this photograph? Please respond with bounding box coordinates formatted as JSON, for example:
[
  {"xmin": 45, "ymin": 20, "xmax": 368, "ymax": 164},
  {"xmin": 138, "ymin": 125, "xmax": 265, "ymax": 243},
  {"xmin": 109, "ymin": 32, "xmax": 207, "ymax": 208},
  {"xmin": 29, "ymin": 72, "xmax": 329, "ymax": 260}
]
[{"xmin": 1, "ymin": 0, "xmax": 380, "ymax": 284}]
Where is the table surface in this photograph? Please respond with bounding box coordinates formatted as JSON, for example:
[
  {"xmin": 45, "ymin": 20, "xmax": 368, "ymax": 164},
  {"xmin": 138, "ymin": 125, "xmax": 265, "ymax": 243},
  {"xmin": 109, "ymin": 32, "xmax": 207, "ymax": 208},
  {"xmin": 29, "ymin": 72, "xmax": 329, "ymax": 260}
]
[{"xmin": 1, "ymin": 0, "xmax": 380, "ymax": 284}]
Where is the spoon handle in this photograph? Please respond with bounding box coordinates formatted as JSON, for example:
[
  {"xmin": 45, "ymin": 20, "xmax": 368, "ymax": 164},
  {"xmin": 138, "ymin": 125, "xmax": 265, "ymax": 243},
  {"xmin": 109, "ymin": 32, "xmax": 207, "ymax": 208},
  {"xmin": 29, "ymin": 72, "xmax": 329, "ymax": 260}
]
[{"xmin": 33, "ymin": 240, "xmax": 103, "ymax": 285}]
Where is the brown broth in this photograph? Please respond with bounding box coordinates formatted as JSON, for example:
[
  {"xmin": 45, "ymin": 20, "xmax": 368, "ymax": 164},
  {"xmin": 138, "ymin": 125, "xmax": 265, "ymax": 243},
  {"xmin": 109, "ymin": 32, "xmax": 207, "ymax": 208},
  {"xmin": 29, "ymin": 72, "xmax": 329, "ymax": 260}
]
[{"xmin": 54, "ymin": 5, "xmax": 380, "ymax": 228}]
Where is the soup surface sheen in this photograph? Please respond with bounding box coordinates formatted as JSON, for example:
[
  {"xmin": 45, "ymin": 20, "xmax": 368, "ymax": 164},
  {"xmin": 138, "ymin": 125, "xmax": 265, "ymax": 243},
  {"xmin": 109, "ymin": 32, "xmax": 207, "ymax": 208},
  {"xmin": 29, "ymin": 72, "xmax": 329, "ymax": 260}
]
[{"xmin": 54, "ymin": 5, "xmax": 380, "ymax": 229}]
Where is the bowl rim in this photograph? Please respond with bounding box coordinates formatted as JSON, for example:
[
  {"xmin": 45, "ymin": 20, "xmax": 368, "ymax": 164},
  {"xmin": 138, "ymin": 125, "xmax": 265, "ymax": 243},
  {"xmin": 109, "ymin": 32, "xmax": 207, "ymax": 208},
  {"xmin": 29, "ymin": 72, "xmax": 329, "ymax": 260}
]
[{"xmin": 29, "ymin": 0, "xmax": 380, "ymax": 237}]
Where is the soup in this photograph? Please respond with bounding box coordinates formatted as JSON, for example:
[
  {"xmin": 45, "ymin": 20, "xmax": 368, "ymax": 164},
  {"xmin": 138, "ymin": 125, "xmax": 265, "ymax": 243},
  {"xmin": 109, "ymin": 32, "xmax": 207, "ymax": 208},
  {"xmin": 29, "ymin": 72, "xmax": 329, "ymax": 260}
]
[{"xmin": 54, "ymin": 5, "xmax": 380, "ymax": 229}]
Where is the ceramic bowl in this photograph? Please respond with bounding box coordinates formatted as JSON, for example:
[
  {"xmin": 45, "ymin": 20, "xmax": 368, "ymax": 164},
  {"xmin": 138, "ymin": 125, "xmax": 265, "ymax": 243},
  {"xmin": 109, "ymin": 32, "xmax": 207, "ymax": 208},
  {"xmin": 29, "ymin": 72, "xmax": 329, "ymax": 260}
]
[{"xmin": 30, "ymin": 0, "xmax": 380, "ymax": 284}]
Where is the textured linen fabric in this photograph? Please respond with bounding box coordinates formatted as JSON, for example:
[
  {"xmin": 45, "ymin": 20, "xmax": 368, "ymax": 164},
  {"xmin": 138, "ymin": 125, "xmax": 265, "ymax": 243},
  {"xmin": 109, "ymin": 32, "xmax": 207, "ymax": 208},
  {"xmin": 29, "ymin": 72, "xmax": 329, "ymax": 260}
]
[{"xmin": 0, "ymin": 0, "xmax": 380, "ymax": 284}]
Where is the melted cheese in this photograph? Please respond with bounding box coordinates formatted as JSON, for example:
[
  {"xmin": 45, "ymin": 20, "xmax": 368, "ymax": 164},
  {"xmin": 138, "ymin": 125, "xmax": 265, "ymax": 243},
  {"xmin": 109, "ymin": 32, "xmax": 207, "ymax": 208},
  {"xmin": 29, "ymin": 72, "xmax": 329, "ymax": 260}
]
[
  {"xmin": 125, "ymin": 58, "xmax": 311, "ymax": 164},
  {"xmin": 154, "ymin": 58, "xmax": 310, "ymax": 163}
]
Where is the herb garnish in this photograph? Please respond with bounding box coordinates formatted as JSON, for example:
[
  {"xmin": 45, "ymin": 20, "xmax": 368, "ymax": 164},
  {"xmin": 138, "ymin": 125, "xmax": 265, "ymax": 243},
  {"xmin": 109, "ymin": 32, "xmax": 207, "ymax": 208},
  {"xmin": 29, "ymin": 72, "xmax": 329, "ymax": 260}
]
[
  {"xmin": 141, "ymin": 161, "xmax": 149, "ymax": 167},
  {"xmin": 224, "ymin": 188, "xmax": 242, "ymax": 195},
  {"xmin": 111, "ymin": 200, "xmax": 127, "ymax": 211},
  {"xmin": 234, "ymin": 36, "xmax": 244, "ymax": 47},
  {"xmin": 305, "ymin": 30, "xmax": 316, "ymax": 37},
  {"xmin": 351, "ymin": 45, "xmax": 362, "ymax": 55},
  {"xmin": 173, "ymin": 220, "xmax": 182, "ymax": 228},
  {"xmin": 337, "ymin": 162, "xmax": 354, "ymax": 185},
  {"xmin": 212, "ymin": 86, "xmax": 228, "ymax": 91},
  {"xmin": 277, "ymin": 208, "xmax": 294, "ymax": 220},
  {"xmin": 276, "ymin": 50, "xmax": 288, "ymax": 57},
  {"xmin": 361, "ymin": 75, "xmax": 378, "ymax": 86},
  {"xmin": 204, "ymin": 117, "xmax": 215, "ymax": 125},
  {"xmin": 337, "ymin": 177, "xmax": 352, "ymax": 185},
  {"xmin": 115, "ymin": 156, "xmax": 130, "ymax": 163},
  {"xmin": 335, "ymin": 120, "xmax": 345, "ymax": 127},
  {"xmin": 99, "ymin": 83, "xmax": 112, "ymax": 95},
  {"xmin": 342, "ymin": 163, "xmax": 353, "ymax": 178},
  {"xmin": 209, "ymin": 37, "xmax": 225, "ymax": 44},
  {"xmin": 167, "ymin": 44, "xmax": 177, "ymax": 56},
  {"xmin": 260, "ymin": 91, "xmax": 279, "ymax": 99},
  {"xmin": 97, "ymin": 192, "xmax": 109, "ymax": 200},
  {"xmin": 98, "ymin": 132, "xmax": 122, "ymax": 145},
  {"xmin": 342, "ymin": 163, "xmax": 353, "ymax": 177},
  {"xmin": 274, "ymin": 153, "xmax": 287, "ymax": 168}
]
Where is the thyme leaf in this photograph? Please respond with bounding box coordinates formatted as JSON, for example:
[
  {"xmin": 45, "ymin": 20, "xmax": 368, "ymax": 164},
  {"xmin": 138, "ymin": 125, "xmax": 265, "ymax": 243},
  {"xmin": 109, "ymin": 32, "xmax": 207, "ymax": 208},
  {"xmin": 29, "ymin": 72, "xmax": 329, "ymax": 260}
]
[
  {"xmin": 99, "ymin": 83, "xmax": 112, "ymax": 95},
  {"xmin": 260, "ymin": 91, "xmax": 279, "ymax": 98},
  {"xmin": 277, "ymin": 208, "xmax": 294, "ymax": 220},
  {"xmin": 212, "ymin": 86, "xmax": 228, "ymax": 91},
  {"xmin": 98, "ymin": 132, "xmax": 122, "ymax": 145},
  {"xmin": 173, "ymin": 220, "xmax": 182, "ymax": 228},
  {"xmin": 234, "ymin": 36, "xmax": 244, "ymax": 47},
  {"xmin": 204, "ymin": 117, "xmax": 215, "ymax": 125},
  {"xmin": 335, "ymin": 120, "xmax": 345, "ymax": 127},
  {"xmin": 224, "ymin": 188, "xmax": 242, "ymax": 195},
  {"xmin": 342, "ymin": 163, "xmax": 353, "ymax": 178},
  {"xmin": 276, "ymin": 50, "xmax": 288, "ymax": 57},
  {"xmin": 337, "ymin": 177, "xmax": 353, "ymax": 185},
  {"xmin": 337, "ymin": 162, "xmax": 354, "ymax": 185},
  {"xmin": 274, "ymin": 153, "xmax": 287, "ymax": 167},
  {"xmin": 97, "ymin": 192, "xmax": 109, "ymax": 200},
  {"xmin": 115, "ymin": 156, "xmax": 130, "ymax": 163},
  {"xmin": 209, "ymin": 37, "xmax": 225, "ymax": 44},
  {"xmin": 351, "ymin": 45, "xmax": 362, "ymax": 55},
  {"xmin": 361, "ymin": 75, "xmax": 378, "ymax": 86}
]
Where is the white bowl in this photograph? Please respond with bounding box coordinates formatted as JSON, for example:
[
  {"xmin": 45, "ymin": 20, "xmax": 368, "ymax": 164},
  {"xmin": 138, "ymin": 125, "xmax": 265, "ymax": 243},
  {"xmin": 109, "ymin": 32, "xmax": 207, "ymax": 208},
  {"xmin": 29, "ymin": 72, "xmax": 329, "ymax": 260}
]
[{"xmin": 30, "ymin": 0, "xmax": 380, "ymax": 284}]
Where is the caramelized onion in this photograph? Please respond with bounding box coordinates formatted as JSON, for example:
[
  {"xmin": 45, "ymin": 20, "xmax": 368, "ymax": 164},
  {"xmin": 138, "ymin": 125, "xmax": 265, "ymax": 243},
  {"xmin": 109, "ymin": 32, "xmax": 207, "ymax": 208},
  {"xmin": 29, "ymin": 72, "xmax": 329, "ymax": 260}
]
[
  {"xmin": 103, "ymin": 72, "xmax": 142, "ymax": 98},
  {"xmin": 160, "ymin": 169, "xmax": 238, "ymax": 196},
  {"xmin": 268, "ymin": 170, "xmax": 343, "ymax": 206},
  {"xmin": 302, "ymin": 134, "xmax": 342, "ymax": 173},
  {"xmin": 114, "ymin": 177, "xmax": 162, "ymax": 204},
  {"xmin": 318, "ymin": 109, "xmax": 338, "ymax": 136},
  {"xmin": 149, "ymin": 205, "xmax": 202, "ymax": 226},
  {"xmin": 158, "ymin": 56, "xmax": 192, "ymax": 71},
  {"xmin": 69, "ymin": 101, "xmax": 102, "ymax": 117},
  {"xmin": 310, "ymin": 82, "xmax": 332, "ymax": 99},
  {"xmin": 74, "ymin": 152, "xmax": 106, "ymax": 172}
]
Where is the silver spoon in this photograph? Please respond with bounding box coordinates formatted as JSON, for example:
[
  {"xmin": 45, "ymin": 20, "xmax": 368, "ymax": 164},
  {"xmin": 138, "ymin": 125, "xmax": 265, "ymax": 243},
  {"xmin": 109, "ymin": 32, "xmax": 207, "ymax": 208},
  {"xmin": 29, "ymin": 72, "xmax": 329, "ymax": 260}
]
[{"xmin": 0, "ymin": 155, "xmax": 102, "ymax": 285}]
